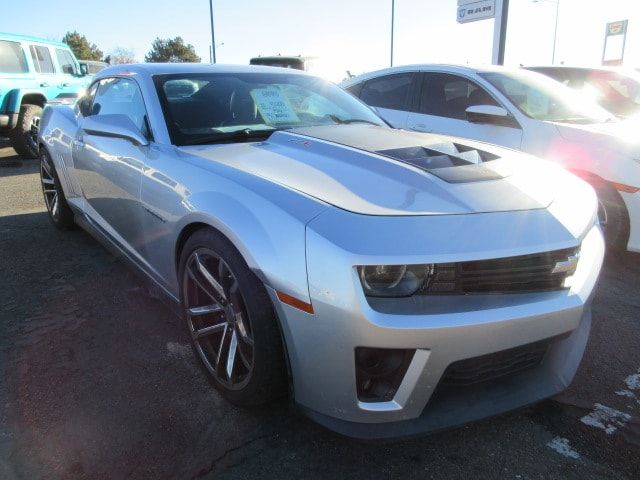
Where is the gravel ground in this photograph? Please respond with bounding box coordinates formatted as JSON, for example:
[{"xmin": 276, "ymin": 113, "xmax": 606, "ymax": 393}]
[{"xmin": 0, "ymin": 141, "xmax": 639, "ymax": 479}]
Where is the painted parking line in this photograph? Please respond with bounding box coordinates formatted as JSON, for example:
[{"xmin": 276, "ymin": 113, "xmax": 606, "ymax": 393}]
[
  {"xmin": 580, "ymin": 403, "xmax": 632, "ymax": 435},
  {"xmin": 546, "ymin": 436, "xmax": 581, "ymax": 459}
]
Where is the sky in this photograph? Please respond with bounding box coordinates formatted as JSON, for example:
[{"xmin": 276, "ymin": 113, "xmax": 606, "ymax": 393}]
[{"xmin": 2, "ymin": 0, "xmax": 640, "ymax": 82}]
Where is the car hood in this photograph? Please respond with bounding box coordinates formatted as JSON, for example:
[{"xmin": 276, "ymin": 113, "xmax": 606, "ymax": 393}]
[{"xmin": 181, "ymin": 125, "xmax": 579, "ymax": 216}]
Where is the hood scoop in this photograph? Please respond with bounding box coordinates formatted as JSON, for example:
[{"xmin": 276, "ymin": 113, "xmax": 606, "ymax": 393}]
[{"xmin": 376, "ymin": 142, "xmax": 507, "ymax": 183}]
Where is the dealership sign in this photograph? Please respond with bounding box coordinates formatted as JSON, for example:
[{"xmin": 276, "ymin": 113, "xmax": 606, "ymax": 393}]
[
  {"xmin": 607, "ymin": 20, "xmax": 628, "ymax": 36},
  {"xmin": 457, "ymin": 0, "xmax": 496, "ymax": 24},
  {"xmin": 602, "ymin": 19, "xmax": 629, "ymax": 66}
]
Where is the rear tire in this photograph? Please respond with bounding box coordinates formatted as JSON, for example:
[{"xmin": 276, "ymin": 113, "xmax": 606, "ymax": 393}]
[
  {"xmin": 595, "ymin": 182, "xmax": 629, "ymax": 252},
  {"xmin": 40, "ymin": 149, "xmax": 75, "ymax": 229},
  {"xmin": 10, "ymin": 104, "xmax": 42, "ymax": 159},
  {"xmin": 179, "ymin": 228, "xmax": 287, "ymax": 406}
]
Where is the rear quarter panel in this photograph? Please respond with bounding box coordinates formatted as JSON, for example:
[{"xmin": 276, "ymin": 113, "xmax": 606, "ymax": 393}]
[{"xmin": 39, "ymin": 104, "xmax": 83, "ymax": 198}]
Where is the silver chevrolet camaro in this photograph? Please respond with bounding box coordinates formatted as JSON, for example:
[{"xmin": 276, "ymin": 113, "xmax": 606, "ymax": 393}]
[{"xmin": 38, "ymin": 63, "xmax": 604, "ymax": 439}]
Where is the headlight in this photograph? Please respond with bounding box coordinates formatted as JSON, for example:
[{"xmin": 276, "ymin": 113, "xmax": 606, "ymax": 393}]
[{"xmin": 358, "ymin": 264, "xmax": 433, "ymax": 297}]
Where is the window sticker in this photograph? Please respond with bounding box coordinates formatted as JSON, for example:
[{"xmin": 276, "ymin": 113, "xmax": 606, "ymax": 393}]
[{"xmin": 250, "ymin": 86, "xmax": 300, "ymax": 125}]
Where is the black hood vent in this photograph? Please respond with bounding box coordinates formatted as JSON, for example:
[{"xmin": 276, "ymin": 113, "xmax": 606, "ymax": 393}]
[{"xmin": 376, "ymin": 142, "xmax": 507, "ymax": 184}]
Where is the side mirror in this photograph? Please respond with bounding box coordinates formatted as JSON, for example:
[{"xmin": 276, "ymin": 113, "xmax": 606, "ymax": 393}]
[
  {"xmin": 465, "ymin": 105, "xmax": 518, "ymax": 128},
  {"xmin": 78, "ymin": 95, "xmax": 92, "ymax": 117},
  {"xmin": 81, "ymin": 114, "xmax": 149, "ymax": 146},
  {"xmin": 80, "ymin": 64, "xmax": 89, "ymax": 76}
]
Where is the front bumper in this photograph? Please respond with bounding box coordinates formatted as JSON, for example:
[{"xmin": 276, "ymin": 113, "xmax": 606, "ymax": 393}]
[
  {"xmin": 299, "ymin": 307, "xmax": 591, "ymax": 439},
  {"xmin": 272, "ymin": 210, "xmax": 603, "ymax": 439}
]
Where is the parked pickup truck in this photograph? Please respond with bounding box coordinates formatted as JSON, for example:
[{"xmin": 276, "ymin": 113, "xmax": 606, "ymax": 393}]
[{"xmin": 0, "ymin": 32, "xmax": 90, "ymax": 158}]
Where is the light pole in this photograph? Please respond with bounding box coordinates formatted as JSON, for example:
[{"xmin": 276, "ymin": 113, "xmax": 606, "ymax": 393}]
[
  {"xmin": 390, "ymin": 0, "xmax": 395, "ymax": 67},
  {"xmin": 208, "ymin": 0, "xmax": 217, "ymax": 63},
  {"xmin": 533, "ymin": 0, "xmax": 560, "ymax": 64}
]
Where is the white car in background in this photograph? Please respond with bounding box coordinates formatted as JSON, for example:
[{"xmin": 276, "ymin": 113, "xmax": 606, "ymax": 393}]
[{"xmin": 342, "ymin": 65, "xmax": 640, "ymax": 252}]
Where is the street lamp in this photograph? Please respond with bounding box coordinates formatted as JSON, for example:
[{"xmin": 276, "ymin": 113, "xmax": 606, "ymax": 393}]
[
  {"xmin": 390, "ymin": 0, "xmax": 395, "ymax": 67},
  {"xmin": 533, "ymin": 0, "xmax": 560, "ymax": 64},
  {"xmin": 208, "ymin": 0, "xmax": 217, "ymax": 63}
]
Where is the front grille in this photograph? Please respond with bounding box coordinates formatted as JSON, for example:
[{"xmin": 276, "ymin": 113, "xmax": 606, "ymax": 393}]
[
  {"xmin": 439, "ymin": 338, "xmax": 552, "ymax": 388},
  {"xmin": 424, "ymin": 247, "xmax": 579, "ymax": 295}
]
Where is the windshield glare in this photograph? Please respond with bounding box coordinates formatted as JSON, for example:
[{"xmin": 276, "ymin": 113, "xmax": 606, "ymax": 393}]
[
  {"xmin": 480, "ymin": 70, "xmax": 613, "ymax": 124},
  {"xmin": 154, "ymin": 72, "xmax": 386, "ymax": 145}
]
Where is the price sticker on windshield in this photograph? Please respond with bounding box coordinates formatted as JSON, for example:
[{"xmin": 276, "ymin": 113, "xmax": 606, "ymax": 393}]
[{"xmin": 250, "ymin": 86, "xmax": 300, "ymax": 125}]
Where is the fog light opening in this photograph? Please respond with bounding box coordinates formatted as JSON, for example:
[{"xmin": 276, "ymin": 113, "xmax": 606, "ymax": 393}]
[{"xmin": 355, "ymin": 347, "xmax": 415, "ymax": 402}]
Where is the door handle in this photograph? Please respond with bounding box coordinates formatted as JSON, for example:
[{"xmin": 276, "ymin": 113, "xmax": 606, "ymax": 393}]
[
  {"xmin": 40, "ymin": 82, "xmax": 49, "ymax": 87},
  {"xmin": 60, "ymin": 82, "xmax": 70, "ymax": 88}
]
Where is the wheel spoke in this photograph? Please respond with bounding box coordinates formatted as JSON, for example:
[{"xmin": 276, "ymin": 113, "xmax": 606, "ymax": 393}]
[
  {"xmin": 188, "ymin": 304, "xmax": 223, "ymax": 316},
  {"xmin": 215, "ymin": 323, "xmax": 229, "ymax": 370},
  {"xmin": 51, "ymin": 194, "xmax": 59, "ymax": 216},
  {"xmin": 234, "ymin": 310, "xmax": 253, "ymax": 346},
  {"xmin": 41, "ymin": 177, "xmax": 55, "ymax": 185},
  {"xmin": 192, "ymin": 321, "xmax": 226, "ymax": 340},
  {"xmin": 226, "ymin": 329, "xmax": 238, "ymax": 379},
  {"xmin": 236, "ymin": 342, "xmax": 252, "ymax": 369},
  {"xmin": 228, "ymin": 278, "xmax": 239, "ymax": 297},
  {"xmin": 188, "ymin": 268, "xmax": 225, "ymax": 308},
  {"xmin": 43, "ymin": 188, "xmax": 57, "ymax": 194},
  {"xmin": 195, "ymin": 253, "xmax": 227, "ymax": 305},
  {"xmin": 41, "ymin": 160, "xmax": 53, "ymax": 178}
]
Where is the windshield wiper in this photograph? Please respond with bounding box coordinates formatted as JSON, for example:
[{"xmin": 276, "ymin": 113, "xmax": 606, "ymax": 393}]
[
  {"xmin": 182, "ymin": 128, "xmax": 276, "ymax": 146},
  {"xmin": 326, "ymin": 115, "xmax": 380, "ymax": 126}
]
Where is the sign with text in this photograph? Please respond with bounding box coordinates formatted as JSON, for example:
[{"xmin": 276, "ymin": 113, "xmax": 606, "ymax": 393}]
[
  {"xmin": 250, "ymin": 86, "xmax": 300, "ymax": 125},
  {"xmin": 602, "ymin": 19, "xmax": 628, "ymax": 66},
  {"xmin": 457, "ymin": 0, "xmax": 496, "ymax": 24}
]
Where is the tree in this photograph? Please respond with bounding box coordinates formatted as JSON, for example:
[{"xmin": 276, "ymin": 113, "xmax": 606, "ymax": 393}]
[
  {"xmin": 62, "ymin": 31, "xmax": 103, "ymax": 61},
  {"xmin": 107, "ymin": 47, "xmax": 136, "ymax": 65},
  {"xmin": 144, "ymin": 37, "xmax": 201, "ymax": 63}
]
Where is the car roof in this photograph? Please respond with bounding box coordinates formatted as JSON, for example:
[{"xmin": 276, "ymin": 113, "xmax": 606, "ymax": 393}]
[
  {"xmin": 340, "ymin": 63, "xmax": 522, "ymax": 86},
  {"xmin": 95, "ymin": 62, "xmax": 313, "ymax": 80},
  {"xmin": 0, "ymin": 31, "xmax": 68, "ymax": 48},
  {"xmin": 525, "ymin": 64, "xmax": 640, "ymax": 74}
]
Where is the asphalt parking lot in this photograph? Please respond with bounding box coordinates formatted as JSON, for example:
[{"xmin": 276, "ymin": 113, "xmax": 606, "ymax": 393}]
[{"xmin": 0, "ymin": 140, "xmax": 639, "ymax": 480}]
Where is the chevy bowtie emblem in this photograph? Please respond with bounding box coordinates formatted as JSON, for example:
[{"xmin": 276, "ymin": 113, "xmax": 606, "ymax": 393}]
[{"xmin": 551, "ymin": 254, "xmax": 579, "ymax": 274}]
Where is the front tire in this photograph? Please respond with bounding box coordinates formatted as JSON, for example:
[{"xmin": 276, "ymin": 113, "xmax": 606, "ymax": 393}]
[
  {"xmin": 11, "ymin": 104, "xmax": 42, "ymax": 158},
  {"xmin": 40, "ymin": 149, "xmax": 74, "ymax": 229},
  {"xmin": 179, "ymin": 228, "xmax": 287, "ymax": 406}
]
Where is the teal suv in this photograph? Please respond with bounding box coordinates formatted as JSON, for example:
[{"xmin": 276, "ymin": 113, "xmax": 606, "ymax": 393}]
[{"xmin": 0, "ymin": 33, "xmax": 90, "ymax": 158}]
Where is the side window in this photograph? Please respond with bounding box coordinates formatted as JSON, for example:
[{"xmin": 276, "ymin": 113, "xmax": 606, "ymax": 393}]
[
  {"xmin": 420, "ymin": 73, "xmax": 498, "ymax": 120},
  {"xmin": 360, "ymin": 73, "xmax": 414, "ymax": 110},
  {"xmin": 0, "ymin": 40, "xmax": 28, "ymax": 73},
  {"xmin": 55, "ymin": 49, "xmax": 78, "ymax": 75},
  {"xmin": 29, "ymin": 45, "xmax": 55, "ymax": 74},
  {"xmin": 91, "ymin": 77, "xmax": 150, "ymax": 138}
]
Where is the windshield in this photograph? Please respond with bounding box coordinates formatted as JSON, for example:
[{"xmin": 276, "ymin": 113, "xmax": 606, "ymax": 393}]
[
  {"xmin": 154, "ymin": 72, "xmax": 386, "ymax": 145},
  {"xmin": 480, "ymin": 70, "xmax": 613, "ymax": 124},
  {"xmin": 581, "ymin": 70, "xmax": 640, "ymax": 116}
]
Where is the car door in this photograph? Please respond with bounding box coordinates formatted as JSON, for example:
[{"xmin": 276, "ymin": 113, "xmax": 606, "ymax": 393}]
[
  {"xmin": 52, "ymin": 47, "xmax": 83, "ymax": 95},
  {"xmin": 358, "ymin": 72, "xmax": 419, "ymax": 128},
  {"xmin": 26, "ymin": 43, "xmax": 58, "ymax": 99},
  {"xmin": 406, "ymin": 72, "xmax": 522, "ymax": 149},
  {"xmin": 73, "ymin": 76, "xmax": 150, "ymax": 253}
]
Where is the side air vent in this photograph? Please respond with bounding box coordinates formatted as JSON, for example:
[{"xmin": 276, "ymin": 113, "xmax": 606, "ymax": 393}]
[{"xmin": 56, "ymin": 153, "xmax": 77, "ymax": 197}]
